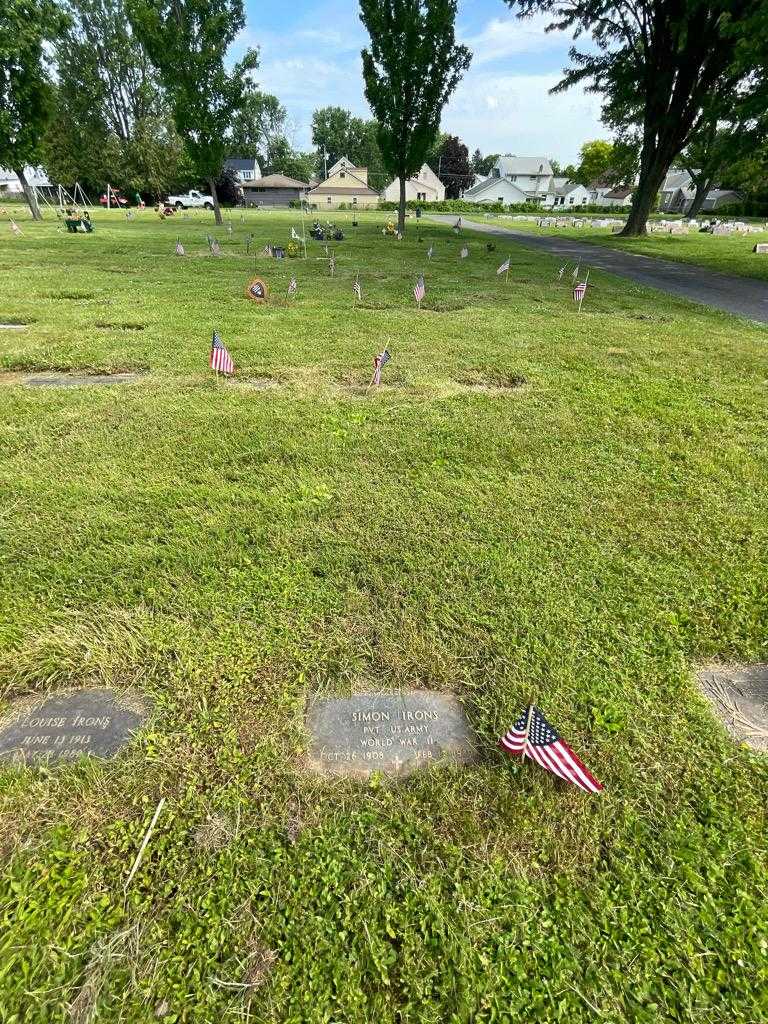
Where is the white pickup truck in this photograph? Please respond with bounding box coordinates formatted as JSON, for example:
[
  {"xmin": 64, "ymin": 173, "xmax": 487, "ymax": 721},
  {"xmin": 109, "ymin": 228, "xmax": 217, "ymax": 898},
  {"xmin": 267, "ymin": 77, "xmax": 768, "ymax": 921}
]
[{"xmin": 167, "ymin": 189, "xmax": 214, "ymax": 210}]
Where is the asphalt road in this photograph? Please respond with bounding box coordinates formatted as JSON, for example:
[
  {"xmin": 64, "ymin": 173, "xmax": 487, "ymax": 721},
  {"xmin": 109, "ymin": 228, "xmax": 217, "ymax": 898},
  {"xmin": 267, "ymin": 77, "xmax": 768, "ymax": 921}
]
[{"xmin": 429, "ymin": 216, "xmax": 768, "ymax": 324}]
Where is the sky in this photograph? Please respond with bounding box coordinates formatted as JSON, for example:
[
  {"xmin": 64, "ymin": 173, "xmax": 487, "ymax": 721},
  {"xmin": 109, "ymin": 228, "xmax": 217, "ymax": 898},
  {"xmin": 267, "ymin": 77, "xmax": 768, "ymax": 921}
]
[{"xmin": 235, "ymin": 0, "xmax": 607, "ymax": 165}]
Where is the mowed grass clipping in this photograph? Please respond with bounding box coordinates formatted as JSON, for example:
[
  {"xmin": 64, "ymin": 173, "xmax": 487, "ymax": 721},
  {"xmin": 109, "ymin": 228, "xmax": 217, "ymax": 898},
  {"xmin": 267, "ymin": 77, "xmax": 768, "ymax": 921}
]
[
  {"xmin": 502, "ymin": 215, "xmax": 768, "ymax": 281},
  {"xmin": 0, "ymin": 207, "xmax": 767, "ymax": 1024}
]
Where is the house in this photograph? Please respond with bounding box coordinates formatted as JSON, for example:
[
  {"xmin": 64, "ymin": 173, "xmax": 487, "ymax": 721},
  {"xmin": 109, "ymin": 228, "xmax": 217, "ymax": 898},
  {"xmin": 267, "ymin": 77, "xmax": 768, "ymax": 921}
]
[
  {"xmin": 542, "ymin": 178, "xmax": 591, "ymax": 208},
  {"xmin": 490, "ymin": 156, "xmax": 554, "ymax": 202},
  {"xmin": 224, "ymin": 157, "xmax": 261, "ymax": 185},
  {"xmin": 701, "ymin": 189, "xmax": 741, "ymax": 211},
  {"xmin": 659, "ymin": 170, "xmax": 696, "ymax": 212},
  {"xmin": 382, "ymin": 163, "xmax": 445, "ymax": 203},
  {"xmin": 600, "ymin": 186, "xmax": 633, "ymax": 208},
  {"xmin": 462, "ymin": 174, "xmax": 528, "ymax": 206},
  {"xmin": 242, "ymin": 174, "xmax": 309, "ymax": 207},
  {"xmin": 307, "ymin": 158, "xmax": 380, "ymax": 209},
  {"xmin": 0, "ymin": 166, "xmax": 51, "ymax": 194}
]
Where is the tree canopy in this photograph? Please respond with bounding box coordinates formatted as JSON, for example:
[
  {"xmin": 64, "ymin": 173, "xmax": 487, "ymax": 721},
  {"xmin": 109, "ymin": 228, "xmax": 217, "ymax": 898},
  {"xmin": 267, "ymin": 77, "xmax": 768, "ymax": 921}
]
[
  {"xmin": 435, "ymin": 135, "xmax": 473, "ymax": 198},
  {"xmin": 504, "ymin": 0, "xmax": 768, "ymax": 235},
  {"xmin": 359, "ymin": 0, "xmax": 471, "ymax": 231},
  {"xmin": 127, "ymin": 0, "xmax": 258, "ymax": 223},
  {"xmin": 0, "ymin": 0, "xmax": 66, "ymax": 218}
]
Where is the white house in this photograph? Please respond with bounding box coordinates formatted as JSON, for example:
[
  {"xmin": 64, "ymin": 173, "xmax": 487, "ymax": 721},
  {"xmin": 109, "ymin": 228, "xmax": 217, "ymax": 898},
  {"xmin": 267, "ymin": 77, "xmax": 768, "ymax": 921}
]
[
  {"xmin": 307, "ymin": 157, "xmax": 380, "ymax": 209},
  {"xmin": 224, "ymin": 157, "xmax": 261, "ymax": 184},
  {"xmin": 490, "ymin": 156, "xmax": 554, "ymax": 202},
  {"xmin": 0, "ymin": 166, "xmax": 51, "ymax": 194},
  {"xmin": 600, "ymin": 187, "xmax": 633, "ymax": 207},
  {"xmin": 383, "ymin": 163, "xmax": 445, "ymax": 203},
  {"xmin": 660, "ymin": 170, "xmax": 696, "ymax": 212},
  {"xmin": 462, "ymin": 175, "xmax": 528, "ymax": 206}
]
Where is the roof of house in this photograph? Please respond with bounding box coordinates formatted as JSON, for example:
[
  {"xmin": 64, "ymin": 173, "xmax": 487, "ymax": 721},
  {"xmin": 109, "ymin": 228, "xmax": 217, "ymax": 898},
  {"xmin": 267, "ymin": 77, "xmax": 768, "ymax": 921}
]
[
  {"xmin": 225, "ymin": 157, "xmax": 260, "ymax": 171},
  {"xmin": 556, "ymin": 180, "xmax": 587, "ymax": 196},
  {"xmin": 463, "ymin": 175, "xmax": 527, "ymax": 199},
  {"xmin": 243, "ymin": 174, "xmax": 308, "ymax": 189},
  {"xmin": 604, "ymin": 187, "xmax": 633, "ymax": 199},
  {"xmin": 550, "ymin": 176, "xmax": 569, "ymax": 191},
  {"xmin": 495, "ymin": 156, "xmax": 554, "ymax": 177},
  {"xmin": 662, "ymin": 169, "xmax": 696, "ymax": 192}
]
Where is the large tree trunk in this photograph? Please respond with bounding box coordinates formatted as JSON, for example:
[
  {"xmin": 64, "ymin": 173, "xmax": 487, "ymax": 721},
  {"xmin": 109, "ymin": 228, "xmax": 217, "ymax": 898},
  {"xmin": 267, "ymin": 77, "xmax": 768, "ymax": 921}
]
[
  {"xmin": 397, "ymin": 175, "xmax": 406, "ymax": 234},
  {"xmin": 687, "ymin": 176, "xmax": 713, "ymax": 218},
  {"xmin": 14, "ymin": 166, "xmax": 42, "ymax": 221},
  {"xmin": 619, "ymin": 155, "xmax": 671, "ymax": 237},
  {"xmin": 208, "ymin": 177, "xmax": 223, "ymax": 226}
]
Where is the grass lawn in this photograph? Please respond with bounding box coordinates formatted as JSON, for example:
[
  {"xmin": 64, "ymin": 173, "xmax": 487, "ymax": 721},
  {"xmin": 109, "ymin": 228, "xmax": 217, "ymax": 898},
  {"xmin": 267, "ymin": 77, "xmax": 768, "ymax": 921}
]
[
  {"xmin": 498, "ymin": 216, "xmax": 768, "ymax": 282},
  {"xmin": 1, "ymin": 207, "xmax": 767, "ymax": 1023}
]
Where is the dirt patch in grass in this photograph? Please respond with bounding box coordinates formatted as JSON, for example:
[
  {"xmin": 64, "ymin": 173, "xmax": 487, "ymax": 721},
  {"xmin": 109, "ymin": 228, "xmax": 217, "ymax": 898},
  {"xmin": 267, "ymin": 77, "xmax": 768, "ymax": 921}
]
[
  {"xmin": 226, "ymin": 376, "xmax": 282, "ymax": 392},
  {"xmin": 454, "ymin": 371, "xmax": 528, "ymax": 395},
  {"xmin": 426, "ymin": 298, "xmax": 471, "ymax": 312},
  {"xmin": 0, "ymin": 372, "xmax": 144, "ymax": 389},
  {"xmin": 94, "ymin": 322, "xmax": 146, "ymax": 331},
  {"xmin": 698, "ymin": 662, "xmax": 768, "ymax": 752},
  {"xmin": 194, "ymin": 812, "xmax": 236, "ymax": 852},
  {"xmin": 44, "ymin": 291, "xmax": 98, "ymax": 301}
]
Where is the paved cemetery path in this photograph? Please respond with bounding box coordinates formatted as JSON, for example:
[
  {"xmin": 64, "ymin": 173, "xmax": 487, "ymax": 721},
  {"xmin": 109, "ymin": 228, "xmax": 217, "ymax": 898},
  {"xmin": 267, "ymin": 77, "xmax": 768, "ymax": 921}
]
[{"xmin": 429, "ymin": 216, "xmax": 768, "ymax": 324}]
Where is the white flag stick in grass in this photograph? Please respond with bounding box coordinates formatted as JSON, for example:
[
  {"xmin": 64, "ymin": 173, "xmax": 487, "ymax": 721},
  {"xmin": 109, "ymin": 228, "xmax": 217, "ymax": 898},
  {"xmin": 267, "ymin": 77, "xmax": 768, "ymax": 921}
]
[
  {"xmin": 460, "ymin": 246, "xmax": 469, "ymax": 259},
  {"xmin": 497, "ymin": 256, "xmax": 510, "ymax": 282},
  {"xmin": 124, "ymin": 797, "xmax": 165, "ymax": 890},
  {"xmin": 573, "ymin": 268, "xmax": 590, "ymax": 313},
  {"xmin": 558, "ymin": 262, "xmax": 568, "ymax": 280},
  {"xmin": 353, "ymin": 271, "xmax": 362, "ymax": 303},
  {"xmin": 10, "ymin": 219, "xmax": 22, "ymax": 236}
]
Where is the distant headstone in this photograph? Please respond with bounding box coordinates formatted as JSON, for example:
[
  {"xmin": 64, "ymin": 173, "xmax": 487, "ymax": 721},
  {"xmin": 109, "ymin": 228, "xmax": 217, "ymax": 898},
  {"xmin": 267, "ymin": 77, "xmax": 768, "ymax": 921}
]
[
  {"xmin": 0, "ymin": 688, "xmax": 150, "ymax": 763},
  {"xmin": 753, "ymin": 243, "xmax": 768, "ymax": 254},
  {"xmin": 307, "ymin": 690, "xmax": 475, "ymax": 778}
]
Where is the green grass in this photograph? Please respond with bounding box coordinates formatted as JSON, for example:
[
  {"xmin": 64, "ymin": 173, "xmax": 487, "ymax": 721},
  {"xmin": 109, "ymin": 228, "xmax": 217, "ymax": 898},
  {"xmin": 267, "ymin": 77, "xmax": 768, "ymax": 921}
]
[
  {"xmin": 500, "ymin": 215, "xmax": 768, "ymax": 281},
  {"xmin": 1, "ymin": 207, "xmax": 767, "ymax": 1023}
]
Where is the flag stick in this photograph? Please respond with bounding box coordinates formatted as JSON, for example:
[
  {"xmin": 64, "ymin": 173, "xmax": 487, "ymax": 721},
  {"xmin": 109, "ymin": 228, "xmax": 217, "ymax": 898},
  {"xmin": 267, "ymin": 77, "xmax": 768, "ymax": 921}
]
[
  {"xmin": 522, "ymin": 704, "xmax": 534, "ymax": 760},
  {"xmin": 125, "ymin": 797, "xmax": 165, "ymax": 890},
  {"xmin": 506, "ymin": 258, "xmax": 510, "ymax": 285},
  {"xmin": 300, "ymin": 201, "xmax": 307, "ymax": 259},
  {"xmin": 578, "ymin": 268, "xmax": 590, "ymax": 314}
]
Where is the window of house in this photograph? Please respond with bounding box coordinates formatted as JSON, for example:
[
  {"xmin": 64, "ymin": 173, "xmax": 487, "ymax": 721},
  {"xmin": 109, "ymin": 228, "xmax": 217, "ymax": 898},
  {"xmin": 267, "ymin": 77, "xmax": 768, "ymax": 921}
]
[
  {"xmin": 242, "ymin": 170, "xmax": 253, "ymax": 180},
  {"xmin": 327, "ymin": 196, "xmax": 332, "ymax": 204},
  {"xmin": 498, "ymin": 197, "xmax": 504, "ymax": 204},
  {"xmin": 569, "ymin": 197, "xmax": 575, "ymax": 204},
  {"xmin": 353, "ymin": 197, "xmax": 357, "ymax": 205},
  {"xmin": 340, "ymin": 171, "xmax": 346, "ymax": 178},
  {"xmin": 510, "ymin": 175, "xmax": 517, "ymax": 182}
]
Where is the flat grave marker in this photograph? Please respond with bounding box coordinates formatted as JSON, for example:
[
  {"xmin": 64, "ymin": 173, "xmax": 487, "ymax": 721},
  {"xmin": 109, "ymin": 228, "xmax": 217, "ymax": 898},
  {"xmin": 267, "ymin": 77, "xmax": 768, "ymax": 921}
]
[
  {"xmin": 0, "ymin": 688, "xmax": 150, "ymax": 763},
  {"xmin": 307, "ymin": 689, "xmax": 475, "ymax": 778},
  {"xmin": 23, "ymin": 373, "xmax": 141, "ymax": 388},
  {"xmin": 698, "ymin": 663, "xmax": 768, "ymax": 753}
]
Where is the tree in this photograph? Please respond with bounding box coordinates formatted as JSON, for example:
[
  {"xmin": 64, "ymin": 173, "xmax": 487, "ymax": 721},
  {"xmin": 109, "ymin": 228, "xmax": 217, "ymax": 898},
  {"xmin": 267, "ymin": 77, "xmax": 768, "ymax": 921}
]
[
  {"xmin": 360, "ymin": 0, "xmax": 471, "ymax": 232},
  {"xmin": 572, "ymin": 139, "xmax": 637, "ymax": 187},
  {"xmin": 0, "ymin": 0, "xmax": 66, "ymax": 219},
  {"xmin": 435, "ymin": 135, "xmax": 473, "ymax": 198},
  {"xmin": 505, "ymin": 0, "xmax": 767, "ymax": 236},
  {"xmin": 228, "ymin": 89, "xmax": 287, "ymax": 169},
  {"xmin": 310, "ymin": 106, "xmax": 385, "ymax": 181},
  {"xmin": 472, "ymin": 150, "xmax": 500, "ymax": 176},
  {"xmin": 127, "ymin": 0, "xmax": 258, "ymax": 224},
  {"xmin": 43, "ymin": 0, "xmax": 185, "ymax": 199}
]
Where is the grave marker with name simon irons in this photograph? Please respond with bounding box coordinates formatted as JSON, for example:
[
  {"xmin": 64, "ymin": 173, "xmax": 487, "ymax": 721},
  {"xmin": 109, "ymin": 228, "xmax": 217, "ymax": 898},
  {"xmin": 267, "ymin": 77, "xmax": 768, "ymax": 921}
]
[
  {"xmin": 0, "ymin": 688, "xmax": 150, "ymax": 763},
  {"xmin": 307, "ymin": 690, "xmax": 475, "ymax": 778}
]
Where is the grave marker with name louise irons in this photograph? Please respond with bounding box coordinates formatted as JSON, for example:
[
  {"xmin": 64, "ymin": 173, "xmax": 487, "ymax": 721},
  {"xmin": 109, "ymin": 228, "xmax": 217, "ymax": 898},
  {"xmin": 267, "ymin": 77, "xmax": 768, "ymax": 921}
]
[
  {"xmin": 0, "ymin": 688, "xmax": 150, "ymax": 763},
  {"xmin": 307, "ymin": 690, "xmax": 476, "ymax": 778}
]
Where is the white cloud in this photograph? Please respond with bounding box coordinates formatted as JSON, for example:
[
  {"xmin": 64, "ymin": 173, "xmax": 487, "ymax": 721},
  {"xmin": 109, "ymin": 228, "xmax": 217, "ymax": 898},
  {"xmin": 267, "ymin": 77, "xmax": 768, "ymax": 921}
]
[
  {"xmin": 462, "ymin": 13, "xmax": 564, "ymax": 64},
  {"xmin": 442, "ymin": 71, "xmax": 605, "ymax": 164}
]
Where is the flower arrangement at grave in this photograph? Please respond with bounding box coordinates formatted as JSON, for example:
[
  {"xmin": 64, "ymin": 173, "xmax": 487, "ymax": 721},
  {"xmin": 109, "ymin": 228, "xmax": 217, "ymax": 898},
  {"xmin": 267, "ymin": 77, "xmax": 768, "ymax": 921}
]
[
  {"xmin": 385, "ymin": 220, "xmax": 396, "ymax": 236},
  {"xmin": 287, "ymin": 241, "xmax": 300, "ymax": 258}
]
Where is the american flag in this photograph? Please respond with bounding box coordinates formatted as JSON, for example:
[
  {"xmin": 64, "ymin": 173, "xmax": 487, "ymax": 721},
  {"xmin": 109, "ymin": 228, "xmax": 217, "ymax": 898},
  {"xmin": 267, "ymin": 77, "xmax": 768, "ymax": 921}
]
[
  {"xmin": 497, "ymin": 257, "xmax": 510, "ymax": 275},
  {"xmin": 372, "ymin": 348, "xmax": 391, "ymax": 386},
  {"xmin": 353, "ymin": 277, "xmax": 362, "ymax": 301},
  {"xmin": 227, "ymin": 222, "xmax": 233, "ymax": 236},
  {"xmin": 453, "ymin": 217, "xmax": 462, "ymax": 233},
  {"xmin": 329, "ymin": 254, "xmax": 335, "ymax": 276},
  {"xmin": 573, "ymin": 280, "xmax": 588, "ymax": 303},
  {"xmin": 209, "ymin": 330, "xmax": 234, "ymax": 375},
  {"xmin": 396, "ymin": 230, "xmax": 402, "ymax": 240},
  {"xmin": 10, "ymin": 219, "xmax": 21, "ymax": 236},
  {"xmin": 175, "ymin": 239, "xmax": 185, "ymax": 256},
  {"xmin": 413, "ymin": 274, "xmax": 425, "ymax": 305},
  {"xmin": 211, "ymin": 239, "xmax": 221, "ymax": 256},
  {"xmin": 558, "ymin": 263, "xmax": 567, "ymax": 280},
  {"xmin": 427, "ymin": 245, "xmax": 433, "ymax": 259},
  {"xmin": 460, "ymin": 246, "xmax": 469, "ymax": 259},
  {"xmin": 499, "ymin": 705, "xmax": 603, "ymax": 794},
  {"xmin": 287, "ymin": 276, "xmax": 297, "ymax": 297},
  {"xmin": 262, "ymin": 244, "xmax": 273, "ymax": 257}
]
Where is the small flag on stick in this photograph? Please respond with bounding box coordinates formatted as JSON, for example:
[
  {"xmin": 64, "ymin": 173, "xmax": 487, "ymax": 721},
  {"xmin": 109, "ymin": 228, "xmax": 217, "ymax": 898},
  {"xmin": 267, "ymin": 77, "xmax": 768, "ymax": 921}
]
[
  {"xmin": 287, "ymin": 276, "xmax": 297, "ymax": 297},
  {"xmin": 10, "ymin": 219, "xmax": 22, "ymax": 236},
  {"xmin": 558, "ymin": 263, "xmax": 568, "ymax": 280},
  {"xmin": 262, "ymin": 244, "xmax": 273, "ymax": 257},
  {"xmin": 368, "ymin": 348, "xmax": 391, "ymax": 390},
  {"xmin": 497, "ymin": 256, "xmax": 510, "ymax": 282},
  {"xmin": 211, "ymin": 239, "xmax": 221, "ymax": 257},
  {"xmin": 353, "ymin": 273, "xmax": 362, "ymax": 302},
  {"xmin": 453, "ymin": 217, "xmax": 462, "ymax": 234},
  {"xmin": 573, "ymin": 269, "xmax": 590, "ymax": 312},
  {"xmin": 291, "ymin": 227, "xmax": 301, "ymax": 241},
  {"xmin": 571, "ymin": 264, "xmax": 580, "ymax": 282},
  {"xmin": 427, "ymin": 244, "xmax": 433, "ymax": 260},
  {"xmin": 499, "ymin": 705, "xmax": 603, "ymax": 794},
  {"xmin": 460, "ymin": 246, "xmax": 469, "ymax": 259},
  {"xmin": 329, "ymin": 254, "xmax": 336, "ymax": 276},
  {"xmin": 175, "ymin": 238, "xmax": 185, "ymax": 256},
  {"xmin": 210, "ymin": 330, "xmax": 234, "ymax": 376},
  {"xmin": 413, "ymin": 274, "xmax": 425, "ymax": 308},
  {"xmin": 227, "ymin": 222, "xmax": 233, "ymax": 237}
]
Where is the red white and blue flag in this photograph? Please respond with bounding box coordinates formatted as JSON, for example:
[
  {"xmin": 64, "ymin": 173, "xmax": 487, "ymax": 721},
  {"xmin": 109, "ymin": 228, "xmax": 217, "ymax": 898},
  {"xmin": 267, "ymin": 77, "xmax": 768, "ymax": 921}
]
[
  {"xmin": 413, "ymin": 275, "xmax": 425, "ymax": 305},
  {"xmin": 499, "ymin": 705, "xmax": 603, "ymax": 794},
  {"xmin": 175, "ymin": 238, "xmax": 185, "ymax": 256},
  {"xmin": 573, "ymin": 280, "xmax": 588, "ymax": 303},
  {"xmin": 497, "ymin": 257, "xmax": 510, "ymax": 275},
  {"xmin": 460, "ymin": 246, "xmax": 469, "ymax": 259},
  {"xmin": 372, "ymin": 348, "xmax": 391, "ymax": 386},
  {"xmin": 353, "ymin": 276, "xmax": 362, "ymax": 301},
  {"xmin": 210, "ymin": 330, "xmax": 234, "ymax": 375},
  {"xmin": 287, "ymin": 276, "xmax": 297, "ymax": 297}
]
